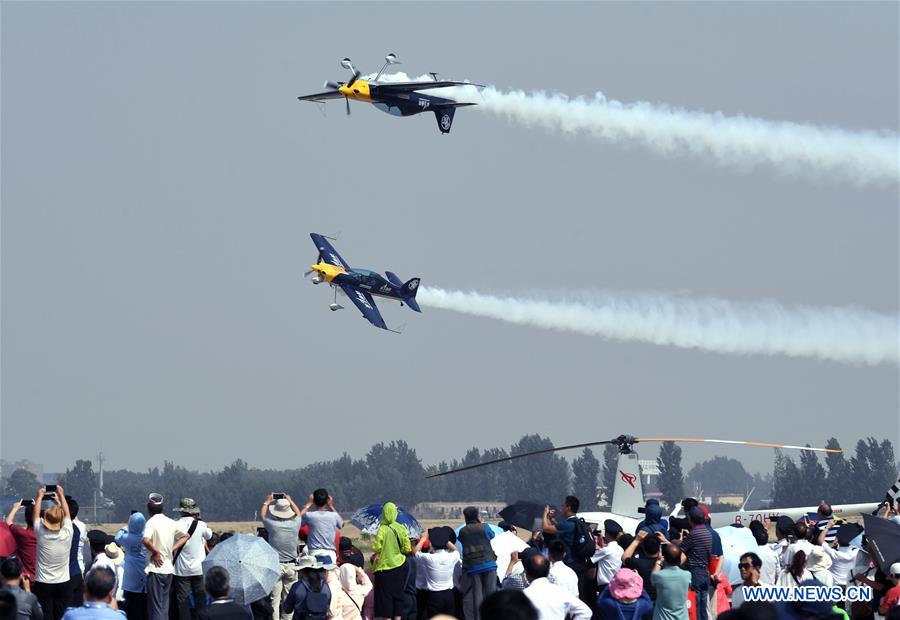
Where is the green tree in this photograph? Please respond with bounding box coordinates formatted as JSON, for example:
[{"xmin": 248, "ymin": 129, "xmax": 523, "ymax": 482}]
[
  {"xmin": 687, "ymin": 457, "xmax": 752, "ymax": 496},
  {"xmin": 4, "ymin": 469, "xmax": 40, "ymax": 499},
  {"xmin": 572, "ymin": 448, "xmax": 600, "ymax": 510},
  {"xmin": 824, "ymin": 438, "xmax": 853, "ymax": 503},
  {"xmin": 798, "ymin": 446, "xmax": 827, "ymax": 506},
  {"xmin": 601, "ymin": 444, "xmax": 619, "ymax": 508},
  {"xmin": 59, "ymin": 459, "xmax": 97, "ymax": 503},
  {"xmin": 657, "ymin": 442, "xmax": 684, "ymax": 508},
  {"xmin": 506, "ymin": 435, "xmax": 569, "ymax": 504},
  {"xmin": 772, "ymin": 451, "xmax": 802, "ymax": 507}
]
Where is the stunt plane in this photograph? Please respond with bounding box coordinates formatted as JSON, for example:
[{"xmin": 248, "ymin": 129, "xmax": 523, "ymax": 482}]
[
  {"xmin": 305, "ymin": 233, "xmax": 421, "ymax": 332},
  {"xmin": 297, "ymin": 53, "xmax": 482, "ymax": 134}
]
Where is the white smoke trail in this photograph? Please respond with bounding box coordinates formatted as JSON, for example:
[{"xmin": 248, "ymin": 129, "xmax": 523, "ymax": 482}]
[
  {"xmin": 417, "ymin": 286, "xmax": 899, "ymax": 366},
  {"xmin": 372, "ymin": 73, "xmax": 899, "ymax": 185}
]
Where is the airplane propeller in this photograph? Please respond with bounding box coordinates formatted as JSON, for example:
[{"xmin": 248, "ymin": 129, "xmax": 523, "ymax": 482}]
[{"xmin": 425, "ymin": 434, "xmax": 843, "ymax": 478}]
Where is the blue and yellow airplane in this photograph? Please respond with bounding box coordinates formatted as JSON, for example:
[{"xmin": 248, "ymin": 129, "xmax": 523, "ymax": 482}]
[
  {"xmin": 297, "ymin": 54, "xmax": 481, "ymax": 134},
  {"xmin": 305, "ymin": 233, "xmax": 421, "ymax": 332}
]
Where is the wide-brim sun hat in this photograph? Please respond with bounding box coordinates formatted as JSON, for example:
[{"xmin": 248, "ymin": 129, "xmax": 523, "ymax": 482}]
[
  {"xmin": 609, "ymin": 567, "xmax": 644, "ymax": 600},
  {"xmin": 269, "ymin": 498, "xmax": 294, "ymax": 519},
  {"xmin": 104, "ymin": 542, "xmax": 124, "ymax": 565},
  {"xmin": 42, "ymin": 505, "xmax": 64, "ymax": 531},
  {"xmin": 175, "ymin": 498, "xmax": 200, "ymax": 516}
]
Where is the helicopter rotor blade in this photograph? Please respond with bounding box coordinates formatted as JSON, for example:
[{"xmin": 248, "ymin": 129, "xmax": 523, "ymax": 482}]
[
  {"xmin": 636, "ymin": 438, "xmax": 842, "ymax": 453},
  {"xmin": 425, "ymin": 439, "xmax": 618, "ymax": 479}
]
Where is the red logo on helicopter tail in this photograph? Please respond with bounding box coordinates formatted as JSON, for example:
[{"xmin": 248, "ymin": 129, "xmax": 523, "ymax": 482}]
[{"xmin": 619, "ymin": 470, "xmax": 637, "ymax": 489}]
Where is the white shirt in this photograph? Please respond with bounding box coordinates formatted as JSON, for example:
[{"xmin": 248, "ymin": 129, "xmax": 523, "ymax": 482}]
[
  {"xmin": 92, "ymin": 554, "xmax": 125, "ymax": 601},
  {"xmin": 73, "ymin": 519, "xmax": 88, "ymax": 573},
  {"xmin": 784, "ymin": 540, "xmax": 814, "ymax": 568},
  {"xmin": 548, "ymin": 561, "xmax": 579, "ymax": 597},
  {"xmin": 524, "ymin": 577, "xmax": 592, "ymax": 620},
  {"xmin": 808, "ymin": 568, "xmax": 834, "ymax": 587},
  {"xmin": 592, "ymin": 542, "xmax": 624, "ymax": 586},
  {"xmin": 35, "ymin": 518, "xmax": 73, "ymax": 584},
  {"xmin": 416, "ymin": 550, "xmax": 460, "ymax": 591},
  {"xmin": 174, "ymin": 517, "xmax": 212, "ymax": 577},
  {"xmin": 770, "ymin": 539, "xmax": 789, "ymax": 571},
  {"xmin": 143, "ymin": 514, "xmax": 181, "ymax": 575},
  {"xmin": 821, "ymin": 544, "xmax": 859, "ymax": 586},
  {"xmin": 777, "ymin": 568, "xmax": 812, "ymax": 588},
  {"xmin": 756, "ymin": 544, "xmax": 780, "ymax": 586}
]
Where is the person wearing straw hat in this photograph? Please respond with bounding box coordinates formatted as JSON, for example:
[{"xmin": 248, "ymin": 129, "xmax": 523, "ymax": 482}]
[
  {"xmin": 91, "ymin": 544, "xmax": 125, "ymax": 605},
  {"xmin": 260, "ymin": 493, "xmax": 303, "ymax": 620},
  {"xmin": 31, "ymin": 485, "xmax": 73, "ymax": 620},
  {"xmin": 173, "ymin": 498, "xmax": 212, "ymax": 620},
  {"xmin": 142, "ymin": 494, "xmax": 189, "ymax": 620},
  {"xmin": 282, "ymin": 556, "xmax": 332, "ymax": 620}
]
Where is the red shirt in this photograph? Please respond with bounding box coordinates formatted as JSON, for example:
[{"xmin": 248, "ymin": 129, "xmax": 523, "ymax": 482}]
[
  {"xmin": 0, "ymin": 523, "xmax": 15, "ymax": 557},
  {"xmin": 880, "ymin": 583, "xmax": 900, "ymax": 615},
  {"xmin": 8, "ymin": 524, "xmax": 37, "ymax": 580}
]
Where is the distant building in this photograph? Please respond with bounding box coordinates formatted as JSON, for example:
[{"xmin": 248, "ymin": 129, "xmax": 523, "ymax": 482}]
[{"xmin": 414, "ymin": 501, "xmax": 506, "ymax": 520}]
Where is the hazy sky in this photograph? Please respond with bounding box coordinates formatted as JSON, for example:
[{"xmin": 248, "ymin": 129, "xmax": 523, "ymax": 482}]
[{"xmin": 2, "ymin": 2, "xmax": 898, "ymax": 477}]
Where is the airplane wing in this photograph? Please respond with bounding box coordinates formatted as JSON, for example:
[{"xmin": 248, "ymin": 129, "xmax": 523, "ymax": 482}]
[
  {"xmin": 310, "ymin": 233, "xmax": 350, "ymax": 269},
  {"xmin": 375, "ymin": 81, "xmax": 484, "ymax": 92},
  {"xmin": 340, "ymin": 285, "xmax": 387, "ymax": 330},
  {"xmin": 297, "ymin": 91, "xmax": 346, "ymax": 102}
]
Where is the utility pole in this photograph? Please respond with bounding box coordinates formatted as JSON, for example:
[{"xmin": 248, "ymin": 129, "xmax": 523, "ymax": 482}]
[
  {"xmin": 95, "ymin": 452, "xmax": 105, "ymax": 523},
  {"xmin": 96, "ymin": 452, "xmax": 104, "ymax": 493}
]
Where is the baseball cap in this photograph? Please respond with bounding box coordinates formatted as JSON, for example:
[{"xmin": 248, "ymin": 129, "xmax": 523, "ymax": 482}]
[
  {"xmin": 148, "ymin": 493, "xmax": 164, "ymax": 506},
  {"xmin": 891, "ymin": 562, "xmax": 900, "ymax": 576}
]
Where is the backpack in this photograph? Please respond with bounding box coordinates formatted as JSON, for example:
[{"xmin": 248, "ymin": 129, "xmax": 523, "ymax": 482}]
[
  {"xmin": 570, "ymin": 516, "xmax": 596, "ymax": 562},
  {"xmin": 292, "ymin": 580, "xmax": 331, "ymax": 620}
]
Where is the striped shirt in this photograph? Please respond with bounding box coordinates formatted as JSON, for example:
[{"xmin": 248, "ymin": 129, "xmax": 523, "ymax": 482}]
[{"xmin": 680, "ymin": 525, "xmax": 712, "ymax": 586}]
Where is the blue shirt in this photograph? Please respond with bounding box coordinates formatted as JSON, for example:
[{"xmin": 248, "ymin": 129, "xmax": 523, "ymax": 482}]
[
  {"xmin": 115, "ymin": 513, "xmax": 147, "ymax": 593},
  {"xmin": 61, "ymin": 602, "xmax": 126, "ymax": 620},
  {"xmin": 555, "ymin": 517, "xmax": 577, "ymax": 562}
]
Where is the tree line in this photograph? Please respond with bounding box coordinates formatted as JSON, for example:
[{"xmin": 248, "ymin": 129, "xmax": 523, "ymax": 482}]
[{"xmin": 3, "ymin": 435, "xmax": 896, "ymax": 522}]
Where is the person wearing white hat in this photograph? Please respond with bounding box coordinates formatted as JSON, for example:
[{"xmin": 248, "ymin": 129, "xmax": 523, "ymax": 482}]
[
  {"xmin": 805, "ymin": 547, "xmax": 834, "ymax": 587},
  {"xmin": 879, "ymin": 562, "xmax": 900, "ymax": 616},
  {"xmin": 142, "ymin": 494, "xmax": 189, "ymax": 620},
  {"xmin": 91, "ymin": 544, "xmax": 126, "ymax": 604},
  {"xmin": 260, "ymin": 493, "xmax": 303, "ymax": 620}
]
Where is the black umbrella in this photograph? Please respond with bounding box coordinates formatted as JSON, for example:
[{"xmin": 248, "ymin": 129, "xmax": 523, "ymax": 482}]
[
  {"xmin": 498, "ymin": 501, "xmax": 560, "ymax": 531},
  {"xmin": 862, "ymin": 514, "xmax": 900, "ymax": 573}
]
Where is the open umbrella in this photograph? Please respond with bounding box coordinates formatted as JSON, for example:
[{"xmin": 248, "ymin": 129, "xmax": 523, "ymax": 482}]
[
  {"xmin": 862, "ymin": 514, "xmax": 900, "ymax": 573},
  {"xmin": 714, "ymin": 525, "xmax": 757, "ymax": 586},
  {"xmin": 201, "ymin": 534, "xmax": 279, "ymax": 605},
  {"xmin": 498, "ymin": 501, "xmax": 559, "ymax": 531},
  {"xmin": 350, "ymin": 503, "xmax": 423, "ymax": 537}
]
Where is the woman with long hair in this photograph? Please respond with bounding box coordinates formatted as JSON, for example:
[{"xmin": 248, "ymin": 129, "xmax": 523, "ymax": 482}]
[{"xmin": 777, "ymin": 550, "xmax": 811, "ymax": 587}]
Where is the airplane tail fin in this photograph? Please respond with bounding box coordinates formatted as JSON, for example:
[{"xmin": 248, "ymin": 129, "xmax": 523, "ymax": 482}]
[
  {"xmin": 610, "ymin": 452, "xmax": 644, "ymax": 519},
  {"xmin": 433, "ymin": 104, "xmax": 475, "ymax": 134},
  {"xmin": 402, "ymin": 278, "xmax": 421, "ymax": 312}
]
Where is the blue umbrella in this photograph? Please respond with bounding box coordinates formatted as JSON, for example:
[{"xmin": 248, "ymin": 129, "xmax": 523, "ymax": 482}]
[{"xmin": 350, "ymin": 503, "xmax": 423, "ymax": 537}]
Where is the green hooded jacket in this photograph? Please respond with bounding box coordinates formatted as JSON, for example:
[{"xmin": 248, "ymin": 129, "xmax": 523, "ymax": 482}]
[{"xmin": 372, "ymin": 502, "xmax": 412, "ymax": 572}]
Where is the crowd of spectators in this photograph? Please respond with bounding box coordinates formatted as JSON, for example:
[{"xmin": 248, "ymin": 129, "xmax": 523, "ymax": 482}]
[{"xmin": 2, "ymin": 486, "xmax": 900, "ymax": 620}]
